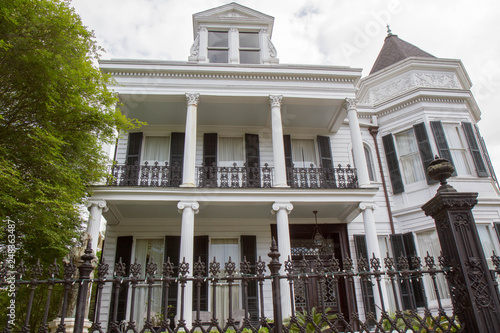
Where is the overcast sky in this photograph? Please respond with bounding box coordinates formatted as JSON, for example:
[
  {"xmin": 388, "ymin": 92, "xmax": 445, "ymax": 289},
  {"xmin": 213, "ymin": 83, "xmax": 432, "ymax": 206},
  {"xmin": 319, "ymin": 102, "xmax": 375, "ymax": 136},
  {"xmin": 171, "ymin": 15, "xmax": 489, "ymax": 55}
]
[{"xmin": 71, "ymin": 0, "xmax": 500, "ymax": 177}]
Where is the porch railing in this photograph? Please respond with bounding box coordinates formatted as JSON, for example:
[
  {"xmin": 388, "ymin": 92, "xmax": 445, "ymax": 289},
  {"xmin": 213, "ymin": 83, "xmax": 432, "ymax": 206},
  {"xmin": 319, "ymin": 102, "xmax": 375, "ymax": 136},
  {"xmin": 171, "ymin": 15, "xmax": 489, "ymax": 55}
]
[
  {"xmin": 287, "ymin": 164, "xmax": 358, "ymax": 189},
  {"xmin": 107, "ymin": 162, "xmax": 182, "ymax": 187},
  {"xmin": 197, "ymin": 163, "xmax": 273, "ymax": 188},
  {"xmin": 3, "ymin": 240, "xmax": 493, "ymax": 332}
]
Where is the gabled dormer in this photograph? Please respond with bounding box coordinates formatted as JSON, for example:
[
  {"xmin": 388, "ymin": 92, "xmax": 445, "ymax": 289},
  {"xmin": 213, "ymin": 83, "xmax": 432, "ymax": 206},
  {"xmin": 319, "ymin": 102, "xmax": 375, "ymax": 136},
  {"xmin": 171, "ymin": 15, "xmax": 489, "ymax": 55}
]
[{"xmin": 189, "ymin": 2, "xmax": 279, "ymax": 64}]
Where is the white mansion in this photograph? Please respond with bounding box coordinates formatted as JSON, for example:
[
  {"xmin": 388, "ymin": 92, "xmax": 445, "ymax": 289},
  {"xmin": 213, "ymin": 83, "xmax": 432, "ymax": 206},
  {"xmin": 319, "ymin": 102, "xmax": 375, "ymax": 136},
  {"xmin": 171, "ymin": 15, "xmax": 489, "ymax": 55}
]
[{"xmin": 85, "ymin": 2, "xmax": 500, "ymax": 328}]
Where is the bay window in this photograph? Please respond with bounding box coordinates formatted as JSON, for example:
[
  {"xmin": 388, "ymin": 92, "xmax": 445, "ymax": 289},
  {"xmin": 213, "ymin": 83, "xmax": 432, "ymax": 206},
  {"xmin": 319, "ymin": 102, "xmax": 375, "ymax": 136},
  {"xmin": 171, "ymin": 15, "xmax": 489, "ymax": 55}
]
[{"xmin": 395, "ymin": 129, "xmax": 426, "ymax": 185}]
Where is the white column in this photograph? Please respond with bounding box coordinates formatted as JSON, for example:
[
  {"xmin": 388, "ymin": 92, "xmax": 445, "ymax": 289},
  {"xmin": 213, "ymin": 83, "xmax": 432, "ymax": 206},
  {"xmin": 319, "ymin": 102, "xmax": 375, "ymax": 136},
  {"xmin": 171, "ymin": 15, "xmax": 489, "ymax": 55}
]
[
  {"xmin": 84, "ymin": 199, "xmax": 108, "ymax": 253},
  {"xmin": 359, "ymin": 202, "xmax": 389, "ymax": 316},
  {"xmin": 269, "ymin": 95, "xmax": 288, "ymax": 188},
  {"xmin": 272, "ymin": 202, "xmax": 293, "ymax": 319},
  {"xmin": 181, "ymin": 93, "xmax": 199, "ymax": 187},
  {"xmin": 228, "ymin": 27, "xmax": 239, "ymax": 64},
  {"xmin": 176, "ymin": 201, "xmax": 199, "ymax": 328},
  {"xmin": 345, "ymin": 98, "xmax": 370, "ymax": 187}
]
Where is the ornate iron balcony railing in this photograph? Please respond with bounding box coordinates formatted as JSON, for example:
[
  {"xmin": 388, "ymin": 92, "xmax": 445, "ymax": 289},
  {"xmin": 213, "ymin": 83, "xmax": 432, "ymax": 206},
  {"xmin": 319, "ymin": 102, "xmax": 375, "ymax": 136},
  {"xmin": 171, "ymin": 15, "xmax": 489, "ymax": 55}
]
[
  {"xmin": 287, "ymin": 164, "xmax": 358, "ymax": 189},
  {"xmin": 107, "ymin": 161, "xmax": 182, "ymax": 187},
  {"xmin": 197, "ymin": 163, "xmax": 273, "ymax": 188}
]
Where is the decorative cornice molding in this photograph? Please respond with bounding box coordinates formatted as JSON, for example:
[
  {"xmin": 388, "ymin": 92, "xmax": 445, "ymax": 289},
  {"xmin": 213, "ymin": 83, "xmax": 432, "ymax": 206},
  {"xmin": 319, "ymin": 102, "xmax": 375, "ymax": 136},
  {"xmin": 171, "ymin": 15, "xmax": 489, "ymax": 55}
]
[
  {"xmin": 378, "ymin": 97, "xmax": 467, "ymax": 118},
  {"xmin": 107, "ymin": 71, "xmax": 356, "ymax": 83},
  {"xmin": 344, "ymin": 98, "xmax": 357, "ymax": 111},
  {"xmin": 269, "ymin": 95, "xmax": 282, "ymax": 108},
  {"xmin": 190, "ymin": 33, "xmax": 200, "ymax": 57},
  {"xmin": 186, "ymin": 93, "xmax": 200, "ymax": 106},
  {"xmin": 177, "ymin": 201, "xmax": 200, "ymax": 214},
  {"xmin": 271, "ymin": 202, "xmax": 293, "ymax": 214},
  {"xmin": 85, "ymin": 199, "xmax": 109, "ymax": 212}
]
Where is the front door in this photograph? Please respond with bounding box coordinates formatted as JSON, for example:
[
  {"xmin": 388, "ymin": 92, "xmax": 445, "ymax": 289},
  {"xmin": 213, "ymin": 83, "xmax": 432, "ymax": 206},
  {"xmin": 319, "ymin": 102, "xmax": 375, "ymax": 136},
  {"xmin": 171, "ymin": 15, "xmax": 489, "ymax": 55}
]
[{"xmin": 271, "ymin": 224, "xmax": 354, "ymax": 317}]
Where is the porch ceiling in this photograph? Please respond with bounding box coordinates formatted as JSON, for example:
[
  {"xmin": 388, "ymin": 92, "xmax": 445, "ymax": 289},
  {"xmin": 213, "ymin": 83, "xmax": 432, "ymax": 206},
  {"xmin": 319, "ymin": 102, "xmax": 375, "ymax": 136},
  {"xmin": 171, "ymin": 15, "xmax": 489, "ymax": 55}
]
[
  {"xmin": 103, "ymin": 199, "xmax": 361, "ymax": 225},
  {"xmin": 118, "ymin": 95, "xmax": 345, "ymax": 131}
]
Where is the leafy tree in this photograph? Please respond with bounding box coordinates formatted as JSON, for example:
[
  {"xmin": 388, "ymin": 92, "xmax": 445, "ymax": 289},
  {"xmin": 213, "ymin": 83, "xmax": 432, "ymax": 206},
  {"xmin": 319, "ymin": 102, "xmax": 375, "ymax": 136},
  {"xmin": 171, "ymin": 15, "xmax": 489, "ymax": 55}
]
[{"xmin": 0, "ymin": 0, "xmax": 139, "ymax": 264}]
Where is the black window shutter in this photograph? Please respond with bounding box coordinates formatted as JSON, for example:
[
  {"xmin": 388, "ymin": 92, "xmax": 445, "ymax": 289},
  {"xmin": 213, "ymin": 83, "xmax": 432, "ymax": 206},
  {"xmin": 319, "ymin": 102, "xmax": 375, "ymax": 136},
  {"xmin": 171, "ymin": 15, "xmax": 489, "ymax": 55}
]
[
  {"xmin": 110, "ymin": 236, "xmax": 133, "ymax": 324},
  {"xmin": 402, "ymin": 233, "xmax": 426, "ymax": 308},
  {"xmin": 283, "ymin": 135, "xmax": 293, "ymax": 186},
  {"xmin": 241, "ymin": 235, "xmax": 259, "ymax": 325},
  {"xmin": 462, "ymin": 122, "xmax": 488, "ymax": 177},
  {"xmin": 390, "ymin": 234, "xmax": 413, "ymax": 310},
  {"xmin": 170, "ymin": 133, "xmax": 185, "ymax": 186},
  {"xmin": 494, "ymin": 223, "xmax": 500, "ymax": 243},
  {"xmin": 430, "ymin": 121, "xmax": 456, "ymax": 177},
  {"xmin": 164, "ymin": 235, "xmax": 181, "ymax": 322},
  {"xmin": 317, "ymin": 135, "xmax": 333, "ymax": 169},
  {"xmin": 193, "ymin": 235, "xmax": 209, "ymax": 311},
  {"xmin": 353, "ymin": 235, "xmax": 376, "ymax": 315},
  {"xmin": 203, "ymin": 133, "xmax": 218, "ymax": 167},
  {"xmin": 414, "ymin": 123, "xmax": 439, "ymax": 184},
  {"xmin": 474, "ymin": 124, "xmax": 495, "ymax": 179},
  {"xmin": 382, "ymin": 134, "xmax": 404, "ymax": 194},
  {"xmin": 126, "ymin": 132, "xmax": 143, "ymax": 166},
  {"xmin": 245, "ymin": 134, "xmax": 261, "ymax": 187}
]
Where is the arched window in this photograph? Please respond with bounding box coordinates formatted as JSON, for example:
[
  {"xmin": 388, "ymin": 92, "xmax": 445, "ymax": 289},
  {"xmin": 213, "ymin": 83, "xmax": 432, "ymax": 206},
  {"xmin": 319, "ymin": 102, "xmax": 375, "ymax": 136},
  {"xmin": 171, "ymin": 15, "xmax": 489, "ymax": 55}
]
[{"xmin": 364, "ymin": 145, "xmax": 375, "ymax": 182}]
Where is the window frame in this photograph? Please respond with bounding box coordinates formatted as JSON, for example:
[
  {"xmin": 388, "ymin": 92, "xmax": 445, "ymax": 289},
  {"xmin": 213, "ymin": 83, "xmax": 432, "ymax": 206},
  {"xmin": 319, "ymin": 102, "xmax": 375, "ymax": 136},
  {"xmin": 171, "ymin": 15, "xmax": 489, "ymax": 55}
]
[
  {"xmin": 141, "ymin": 135, "xmax": 171, "ymax": 165},
  {"xmin": 217, "ymin": 136, "xmax": 245, "ymax": 167},
  {"xmin": 440, "ymin": 122, "xmax": 473, "ymax": 176},
  {"xmin": 207, "ymin": 30, "xmax": 229, "ymax": 63},
  {"xmin": 394, "ymin": 128, "xmax": 427, "ymax": 187},
  {"xmin": 238, "ymin": 31, "xmax": 261, "ymax": 64}
]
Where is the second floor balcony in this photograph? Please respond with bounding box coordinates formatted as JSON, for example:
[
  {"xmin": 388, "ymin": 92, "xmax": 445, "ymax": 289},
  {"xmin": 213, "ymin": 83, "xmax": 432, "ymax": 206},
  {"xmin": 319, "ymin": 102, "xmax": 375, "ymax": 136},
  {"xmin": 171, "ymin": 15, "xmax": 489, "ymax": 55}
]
[{"xmin": 107, "ymin": 161, "xmax": 358, "ymax": 189}]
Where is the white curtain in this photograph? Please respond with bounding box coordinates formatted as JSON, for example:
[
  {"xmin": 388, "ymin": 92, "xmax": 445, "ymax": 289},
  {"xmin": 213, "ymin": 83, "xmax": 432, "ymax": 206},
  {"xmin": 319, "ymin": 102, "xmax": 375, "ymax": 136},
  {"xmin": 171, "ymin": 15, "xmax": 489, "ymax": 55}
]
[
  {"xmin": 143, "ymin": 136, "xmax": 170, "ymax": 163},
  {"xmin": 292, "ymin": 139, "xmax": 317, "ymax": 168},
  {"xmin": 416, "ymin": 230, "xmax": 449, "ymax": 301},
  {"xmin": 133, "ymin": 239, "xmax": 165, "ymax": 328},
  {"xmin": 219, "ymin": 137, "xmax": 244, "ymax": 166},
  {"xmin": 378, "ymin": 236, "xmax": 397, "ymax": 311},
  {"xmin": 443, "ymin": 124, "xmax": 471, "ymax": 175},
  {"xmin": 210, "ymin": 239, "xmax": 240, "ymax": 324},
  {"xmin": 396, "ymin": 130, "xmax": 425, "ymax": 184}
]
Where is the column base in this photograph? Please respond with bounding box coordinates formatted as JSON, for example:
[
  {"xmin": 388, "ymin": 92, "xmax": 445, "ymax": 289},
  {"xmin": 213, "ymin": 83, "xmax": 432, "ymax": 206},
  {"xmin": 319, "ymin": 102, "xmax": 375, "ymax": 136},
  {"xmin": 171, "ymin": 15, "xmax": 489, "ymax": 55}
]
[
  {"xmin": 179, "ymin": 183, "xmax": 196, "ymax": 188},
  {"xmin": 272, "ymin": 183, "xmax": 290, "ymax": 188}
]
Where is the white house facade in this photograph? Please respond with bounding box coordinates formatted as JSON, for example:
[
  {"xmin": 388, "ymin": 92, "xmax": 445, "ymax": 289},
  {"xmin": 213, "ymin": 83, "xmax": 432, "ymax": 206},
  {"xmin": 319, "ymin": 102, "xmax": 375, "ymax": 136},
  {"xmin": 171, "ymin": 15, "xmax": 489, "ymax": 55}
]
[{"xmin": 86, "ymin": 3, "xmax": 500, "ymax": 329}]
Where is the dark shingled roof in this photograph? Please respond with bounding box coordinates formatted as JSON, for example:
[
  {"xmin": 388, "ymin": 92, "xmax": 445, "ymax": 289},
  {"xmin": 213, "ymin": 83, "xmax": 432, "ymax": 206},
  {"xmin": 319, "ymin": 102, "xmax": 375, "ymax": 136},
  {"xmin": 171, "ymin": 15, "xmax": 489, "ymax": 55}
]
[{"xmin": 370, "ymin": 34, "xmax": 436, "ymax": 74}]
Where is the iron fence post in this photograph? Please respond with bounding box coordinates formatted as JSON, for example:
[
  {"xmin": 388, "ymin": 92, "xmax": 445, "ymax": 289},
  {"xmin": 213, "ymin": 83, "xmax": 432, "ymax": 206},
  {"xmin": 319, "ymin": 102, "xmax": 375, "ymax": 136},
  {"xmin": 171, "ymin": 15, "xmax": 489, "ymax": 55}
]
[
  {"xmin": 268, "ymin": 238, "xmax": 283, "ymax": 333},
  {"xmin": 422, "ymin": 157, "xmax": 500, "ymax": 333},
  {"xmin": 74, "ymin": 240, "xmax": 95, "ymax": 333}
]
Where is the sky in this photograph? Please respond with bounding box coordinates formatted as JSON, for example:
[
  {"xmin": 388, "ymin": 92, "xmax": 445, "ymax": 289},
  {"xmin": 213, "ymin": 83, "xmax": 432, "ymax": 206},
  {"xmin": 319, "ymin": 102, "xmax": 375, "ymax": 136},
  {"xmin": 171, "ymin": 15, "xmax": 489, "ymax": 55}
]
[{"xmin": 71, "ymin": 0, "xmax": 500, "ymax": 177}]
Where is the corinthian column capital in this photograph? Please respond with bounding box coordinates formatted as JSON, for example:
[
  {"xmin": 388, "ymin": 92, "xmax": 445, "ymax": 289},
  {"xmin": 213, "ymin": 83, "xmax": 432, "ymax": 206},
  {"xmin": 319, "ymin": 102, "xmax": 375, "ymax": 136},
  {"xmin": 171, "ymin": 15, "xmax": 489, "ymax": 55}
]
[
  {"xmin": 344, "ymin": 98, "xmax": 357, "ymax": 111},
  {"xmin": 186, "ymin": 93, "xmax": 200, "ymax": 106},
  {"xmin": 271, "ymin": 202, "xmax": 293, "ymax": 214},
  {"xmin": 269, "ymin": 95, "xmax": 283, "ymax": 108},
  {"xmin": 177, "ymin": 201, "xmax": 200, "ymax": 214},
  {"xmin": 85, "ymin": 199, "xmax": 109, "ymax": 212}
]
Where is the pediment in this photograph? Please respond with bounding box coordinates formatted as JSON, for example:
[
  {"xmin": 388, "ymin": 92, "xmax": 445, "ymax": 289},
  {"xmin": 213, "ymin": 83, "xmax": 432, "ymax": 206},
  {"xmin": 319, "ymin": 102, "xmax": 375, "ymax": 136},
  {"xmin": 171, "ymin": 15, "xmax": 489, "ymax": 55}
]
[{"xmin": 193, "ymin": 3, "xmax": 274, "ymax": 35}]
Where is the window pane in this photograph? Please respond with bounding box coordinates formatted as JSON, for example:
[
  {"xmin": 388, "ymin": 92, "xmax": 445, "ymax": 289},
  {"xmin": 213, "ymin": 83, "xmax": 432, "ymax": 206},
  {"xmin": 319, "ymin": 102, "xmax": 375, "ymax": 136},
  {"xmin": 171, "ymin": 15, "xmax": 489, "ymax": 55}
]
[
  {"xmin": 133, "ymin": 239, "xmax": 164, "ymax": 328},
  {"xmin": 143, "ymin": 136, "xmax": 170, "ymax": 163},
  {"xmin": 208, "ymin": 50, "xmax": 228, "ymax": 63},
  {"xmin": 219, "ymin": 137, "xmax": 244, "ymax": 166},
  {"xmin": 292, "ymin": 139, "xmax": 317, "ymax": 168},
  {"xmin": 239, "ymin": 50, "xmax": 260, "ymax": 64},
  {"xmin": 208, "ymin": 31, "xmax": 228, "ymax": 47},
  {"xmin": 239, "ymin": 32, "xmax": 259, "ymax": 48},
  {"xmin": 396, "ymin": 129, "xmax": 425, "ymax": 184},
  {"xmin": 443, "ymin": 124, "xmax": 471, "ymax": 175}
]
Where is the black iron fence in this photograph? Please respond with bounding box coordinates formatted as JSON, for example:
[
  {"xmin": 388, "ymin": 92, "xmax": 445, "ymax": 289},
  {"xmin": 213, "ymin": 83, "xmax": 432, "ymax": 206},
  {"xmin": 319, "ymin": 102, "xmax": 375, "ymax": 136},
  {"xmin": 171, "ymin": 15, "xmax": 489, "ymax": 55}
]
[
  {"xmin": 286, "ymin": 164, "xmax": 357, "ymax": 189},
  {"xmin": 5, "ymin": 239, "xmax": 498, "ymax": 332}
]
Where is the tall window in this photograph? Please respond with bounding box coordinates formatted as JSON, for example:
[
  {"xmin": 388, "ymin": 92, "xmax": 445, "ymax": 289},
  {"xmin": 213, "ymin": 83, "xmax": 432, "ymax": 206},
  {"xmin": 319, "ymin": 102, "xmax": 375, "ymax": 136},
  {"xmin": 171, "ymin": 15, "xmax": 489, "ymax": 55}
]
[
  {"xmin": 416, "ymin": 230, "xmax": 449, "ymax": 303},
  {"xmin": 143, "ymin": 136, "xmax": 170, "ymax": 164},
  {"xmin": 208, "ymin": 31, "xmax": 229, "ymax": 63},
  {"xmin": 442, "ymin": 124, "xmax": 472, "ymax": 175},
  {"xmin": 239, "ymin": 32, "xmax": 260, "ymax": 64},
  {"xmin": 132, "ymin": 239, "xmax": 164, "ymax": 328},
  {"xmin": 210, "ymin": 239, "xmax": 240, "ymax": 323},
  {"xmin": 395, "ymin": 129, "xmax": 425, "ymax": 184},
  {"xmin": 291, "ymin": 139, "xmax": 317, "ymax": 168},
  {"xmin": 218, "ymin": 137, "xmax": 244, "ymax": 167}
]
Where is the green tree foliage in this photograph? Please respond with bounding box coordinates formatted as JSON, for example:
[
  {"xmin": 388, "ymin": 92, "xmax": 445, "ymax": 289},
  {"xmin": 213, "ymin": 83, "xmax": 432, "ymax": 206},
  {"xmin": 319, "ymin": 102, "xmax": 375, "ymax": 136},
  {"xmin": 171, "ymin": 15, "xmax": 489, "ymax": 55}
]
[{"xmin": 0, "ymin": 0, "xmax": 138, "ymax": 263}]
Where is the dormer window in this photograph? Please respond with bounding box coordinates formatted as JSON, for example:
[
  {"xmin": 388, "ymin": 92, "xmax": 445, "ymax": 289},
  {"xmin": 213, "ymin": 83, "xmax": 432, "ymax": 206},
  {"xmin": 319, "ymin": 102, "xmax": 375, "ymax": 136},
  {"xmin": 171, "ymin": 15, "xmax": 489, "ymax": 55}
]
[
  {"xmin": 239, "ymin": 31, "xmax": 260, "ymax": 64},
  {"xmin": 208, "ymin": 31, "xmax": 229, "ymax": 63}
]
